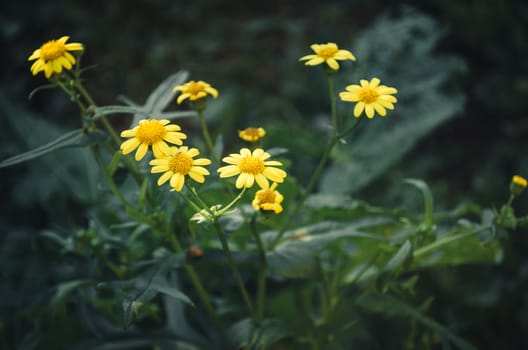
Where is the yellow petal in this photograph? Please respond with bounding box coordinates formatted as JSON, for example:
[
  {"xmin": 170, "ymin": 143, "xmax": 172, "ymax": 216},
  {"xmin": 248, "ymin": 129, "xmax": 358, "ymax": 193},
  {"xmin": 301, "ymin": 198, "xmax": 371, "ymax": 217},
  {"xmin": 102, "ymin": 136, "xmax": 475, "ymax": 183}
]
[
  {"xmin": 135, "ymin": 143, "xmax": 149, "ymax": 160},
  {"xmin": 354, "ymin": 102, "xmax": 365, "ymax": 117},
  {"xmin": 170, "ymin": 173, "xmax": 185, "ymax": 191},
  {"xmin": 263, "ymin": 167, "xmax": 286, "ymax": 182},
  {"xmin": 158, "ymin": 171, "xmax": 173, "ymax": 186},
  {"xmin": 326, "ymin": 58, "xmax": 339, "ymax": 70},
  {"xmin": 120, "ymin": 138, "xmax": 141, "ymax": 154},
  {"xmin": 365, "ymin": 105, "xmax": 375, "ymax": 119},
  {"xmin": 218, "ymin": 165, "xmax": 240, "ymax": 177},
  {"xmin": 255, "ymin": 174, "xmax": 269, "ymax": 189}
]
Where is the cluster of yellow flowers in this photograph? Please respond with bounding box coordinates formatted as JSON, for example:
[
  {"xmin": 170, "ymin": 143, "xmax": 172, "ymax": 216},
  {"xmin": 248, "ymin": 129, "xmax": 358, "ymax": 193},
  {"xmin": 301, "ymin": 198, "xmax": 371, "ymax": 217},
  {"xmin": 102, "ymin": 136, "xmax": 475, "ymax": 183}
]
[
  {"xmin": 118, "ymin": 79, "xmax": 286, "ymax": 213},
  {"xmin": 300, "ymin": 42, "xmax": 398, "ymax": 119},
  {"xmin": 27, "ymin": 37, "xmax": 398, "ymax": 215}
]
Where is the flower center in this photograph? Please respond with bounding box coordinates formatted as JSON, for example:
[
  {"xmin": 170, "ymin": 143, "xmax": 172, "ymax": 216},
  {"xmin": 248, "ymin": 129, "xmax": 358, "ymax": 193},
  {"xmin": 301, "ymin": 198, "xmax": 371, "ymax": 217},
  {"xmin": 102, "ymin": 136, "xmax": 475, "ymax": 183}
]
[
  {"xmin": 135, "ymin": 120, "xmax": 167, "ymax": 145},
  {"xmin": 244, "ymin": 128, "xmax": 260, "ymax": 138},
  {"xmin": 168, "ymin": 152, "xmax": 193, "ymax": 175},
  {"xmin": 40, "ymin": 40, "xmax": 66, "ymax": 61},
  {"xmin": 358, "ymin": 88, "xmax": 379, "ymax": 104},
  {"xmin": 187, "ymin": 81, "xmax": 205, "ymax": 95},
  {"xmin": 318, "ymin": 47, "xmax": 338, "ymax": 58},
  {"xmin": 257, "ymin": 189, "xmax": 276, "ymax": 204},
  {"xmin": 239, "ymin": 156, "xmax": 265, "ymax": 174}
]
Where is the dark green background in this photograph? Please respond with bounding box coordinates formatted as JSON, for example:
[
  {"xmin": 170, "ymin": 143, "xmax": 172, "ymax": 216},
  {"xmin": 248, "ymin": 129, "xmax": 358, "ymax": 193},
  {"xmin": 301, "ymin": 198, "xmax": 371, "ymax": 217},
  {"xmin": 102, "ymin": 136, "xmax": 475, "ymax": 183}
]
[{"xmin": 1, "ymin": 1, "xmax": 528, "ymax": 349}]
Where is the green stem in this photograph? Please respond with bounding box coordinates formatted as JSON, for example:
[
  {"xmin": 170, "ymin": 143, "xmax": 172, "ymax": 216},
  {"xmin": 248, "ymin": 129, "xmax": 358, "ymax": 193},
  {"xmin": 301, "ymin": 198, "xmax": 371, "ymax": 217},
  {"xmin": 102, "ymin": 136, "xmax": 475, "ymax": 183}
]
[
  {"xmin": 271, "ymin": 120, "xmax": 362, "ymax": 246},
  {"xmin": 413, "ymin": 226, "xmax": 491, "ymax": 259},
  {"xmin": 213, "ymin": 219, "xmax": 254, "ymax": 317},
  {"xmin": 198, "ymin": 109, "xmax": 220, "ymax": 164},
  {"xmin": 72, "ymin": 79, "xmax": 143, "ymax": 184},
  {"xmin": 167, "ymin": 233, "xmax": 221, "ymax": 330},
  {"xmin": 327, "ymin": 75, "xmax": 338, "ymax": 136},
  {"xmin": 91, "ymin": 145, "xmax": 131, "ymax": 209},
  {"xmin": 250, "ymin": 215, "xmax": 267, "ymax": 323}
]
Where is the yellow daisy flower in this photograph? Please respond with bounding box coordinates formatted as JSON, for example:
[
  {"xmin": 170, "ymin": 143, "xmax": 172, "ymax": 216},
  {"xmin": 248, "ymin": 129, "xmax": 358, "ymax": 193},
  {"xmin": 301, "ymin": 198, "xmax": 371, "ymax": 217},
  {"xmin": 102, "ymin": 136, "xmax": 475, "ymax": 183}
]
[
  {"xmin": 512, "ymin": 175, "xmax": 527, "ymax": 188},
  {"xmin": 120, "ymin": 119, "xmax": 187, "ymax": 161},
  {"xmin": 339, "ymin": 78, "xmax": 398, "ymax": 119},
  {"xmin": 173, "ymin": 80, "xmax": 218, "ymax": 104},
  {"xmin": 252, "ymin": 183, "xmax": 284, "ymax": 214},
  {"xmin": 238, "ymin": 127, "xmax": 266, "ymax": 142},
  {"xmin": 511, "ymin": 174, "xmax": 528, "ymax": 196},
  {"xmin": 217, "ymin": 148, "xmax": 287, "ymax": 189},
  {"xmin": 299, "ymin": 42, "xmax": 356, "ymax": 71},
  {"xmin": 28, "ymin": 36, "xmax": 84, "ymax": 78},
  {"xmin": 149, "ymin": 146, "xmax": 211, "ymax": 192}
]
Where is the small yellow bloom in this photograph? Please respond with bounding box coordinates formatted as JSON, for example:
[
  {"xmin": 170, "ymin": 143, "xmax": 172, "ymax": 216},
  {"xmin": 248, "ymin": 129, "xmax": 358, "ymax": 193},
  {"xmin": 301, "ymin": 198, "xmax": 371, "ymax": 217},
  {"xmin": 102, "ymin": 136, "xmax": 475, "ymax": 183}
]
[
  {"xmin": 149, "ymin": 146, "xmax": 211, "ymax": 192},
  {"xmin": 218, "ymin": 148, "xmax": 287, "ymax": 189},
  {"xmin": 339, "ymin": 78, "xmax": 398, "ymax": 119},
  {"xmin": 173, "ymin": 80, "xmax": 218, "ymax": 104},
  {"xmin": 512, "ymin": 175, "xmax": 527, "ymax": 188},
  {"xmin": 299, "ymin": 42, "xmax": 356, "ymax": 71},
  {"xmin": 238, "ymin": 127, "xmax": 266, "ymax": 142},
  {"xmin": 120, "ymin": 119, "xmax": 187, "ymax": 161},
  {"xmin": 252, "ymin": 183, "xmax": 284, "ymax": 214},
  {"xmin": 28, "ymin": 36, "xmax": 84, "ymax": 78},
  {"xmin": 511, "ymin": 175, "xmax": 528, "ymax": 196}
]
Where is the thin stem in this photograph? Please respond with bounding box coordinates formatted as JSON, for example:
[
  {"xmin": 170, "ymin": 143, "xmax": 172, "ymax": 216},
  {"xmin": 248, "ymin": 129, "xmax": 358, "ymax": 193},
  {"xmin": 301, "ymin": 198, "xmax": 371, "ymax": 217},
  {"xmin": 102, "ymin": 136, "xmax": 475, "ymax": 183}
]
[
  {"xmin": 327, "ymin": 75, "xmax": 338, "ymax": 136},
  {"xmin": 250, "ymin": 215, "xmax": 267, "ymax": 323},
  {"xmin": 271, "ymin": 120, "xmax": 362, "ymax": 246},
  {"xmin": 167, "ymin": 232, "xmax": 221, "ymax": 330},
  {"xmin": 91, "ymin": 145, "xmax": 131, "ymax": 209},
  {"xmin": 198, "ymin": 109, "xmax": 220, "ymax": 165},
  {"xmin": 213, "ymin": 219, "xmax": 254, "ymax": 316},
  {"xmin": 413, "ymin": 225, "xmax": 491, "ymax": 259}
]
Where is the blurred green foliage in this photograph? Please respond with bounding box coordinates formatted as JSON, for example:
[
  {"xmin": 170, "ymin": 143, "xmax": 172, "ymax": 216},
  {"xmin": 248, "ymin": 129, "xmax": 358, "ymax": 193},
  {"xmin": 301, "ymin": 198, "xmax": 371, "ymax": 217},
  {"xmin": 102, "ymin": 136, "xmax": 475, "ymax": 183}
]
[{"xmin": 1, "ymin": 0, "xmax": 528, "ymax": 349}]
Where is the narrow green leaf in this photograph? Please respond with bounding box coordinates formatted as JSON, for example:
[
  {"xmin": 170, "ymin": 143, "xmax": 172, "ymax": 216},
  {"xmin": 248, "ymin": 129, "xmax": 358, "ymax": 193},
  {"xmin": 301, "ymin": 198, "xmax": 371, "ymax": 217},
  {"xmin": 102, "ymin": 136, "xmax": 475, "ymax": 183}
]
[
  {"xmin": 51, "ymin": 279, "xmax": 95, "ymax": 307},
  {"xmin": 383, "ymin": 240, "xmax": 413, "ymax": 272},
  {"xmin": 144, "ymin": 70, "xmax": 189, "ymax": 112},
  {"xmin": 404, "ymin": 178, "xmax": 434, "ymax": 228},
  {"xmin": 91, "ymin": 105, "xmax": 147, "ymax": 120},
  {"xmin": 0, "ymin": 129, "xmax": 83, "ymax": 168},
  {"xmin": 359, "ymin": 293, "xmax": 478, "ymax": 350}
]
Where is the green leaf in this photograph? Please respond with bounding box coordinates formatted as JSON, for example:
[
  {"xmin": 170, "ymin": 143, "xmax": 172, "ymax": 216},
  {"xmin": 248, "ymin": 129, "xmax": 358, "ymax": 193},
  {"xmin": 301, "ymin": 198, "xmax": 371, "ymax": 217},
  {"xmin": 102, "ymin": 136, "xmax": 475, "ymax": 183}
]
[
  {"xmin": 267, "ymin": 220, "xmax": 387, "ymax": 278},
  {"xmin": 412, "ymin": 229, "xmax": 502, "ymax": 267},
  {"xmin": 51, "ymin": 279, "xmax": 95, "ymax": 307},
  {"xmin": 404, "ymin": 178, "xmax": 434, "ymax": 229},
  {"xmin": 359, "ymin": 293, "xmax": 478, "ymax": 350},
  {"xmin": 0, "ymin": 129, "xmax": 88, "ymax": 168},
  {"xmin": 227, "ymin": 318, "xmax": 291, "ymax": 349},
  {"xmin": 383, "ymin": 240, "xmax": 413, "ymax": 272}
]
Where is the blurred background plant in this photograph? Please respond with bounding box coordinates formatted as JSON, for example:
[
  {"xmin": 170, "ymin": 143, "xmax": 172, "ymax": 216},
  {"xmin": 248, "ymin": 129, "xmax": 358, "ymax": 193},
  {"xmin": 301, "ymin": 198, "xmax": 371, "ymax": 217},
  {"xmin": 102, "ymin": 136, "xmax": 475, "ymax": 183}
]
[{"xmin": 1, "ymin": 0, "xmax": 528, "ymax": 349}]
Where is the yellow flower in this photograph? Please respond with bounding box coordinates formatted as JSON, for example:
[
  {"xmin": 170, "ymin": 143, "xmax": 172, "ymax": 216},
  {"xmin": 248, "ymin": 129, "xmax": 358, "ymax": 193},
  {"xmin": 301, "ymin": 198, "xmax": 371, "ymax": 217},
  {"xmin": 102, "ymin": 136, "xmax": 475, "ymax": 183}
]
[
  {"xmin": 149, "ymin": 146, "xmax": 211, "ymax": 192},
  {"xmin": 238, "ymin": 127, "xmax": 266, "ymax": 142},
  {"xmin": 120, "ymin": 119, "xmax": 187, "ymax": 161},
  {"xmin": 299, "ymin": 42, "xmax": 356, "ymax": 71},
  {"xmin": 339, "ymin": 78, "xmax": 398, "ymax": 119},
  {"xmin": 28, "ymin": 36, "xmax": 84, "ymax": 78},
  {"xmin": 218, "ymin": 148, "xmax": 287, "ymax": 189},
  {"xmin": 173, "ymin": 80, "xmax": 218, "ymax": 104},
  {"xmin": 511, "ymin": 175, "xmax": 527, "ymax": 196},
  {"xmin": 512, "ymin": 175, "xmax": 527, "ymax": 188},
  {"xmin": 252, "ymin": 183, "xmax": 284, "ymax": 214}
]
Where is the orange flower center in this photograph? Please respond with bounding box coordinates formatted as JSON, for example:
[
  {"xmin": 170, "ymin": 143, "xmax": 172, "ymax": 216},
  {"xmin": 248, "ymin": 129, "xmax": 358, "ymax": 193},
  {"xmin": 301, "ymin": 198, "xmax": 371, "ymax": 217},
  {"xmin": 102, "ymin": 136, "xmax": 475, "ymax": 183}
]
[
  {"xmin": 239, "ymin": 156, "xmax": 265, "ymax": 174},
  {"xmin": 135, "ymin": 120, "xmax": 167, "ymax": 145},
  {"xmin": 168, "ymin": 152, "xmax": 193, "ymax": 175},
  {"xmin": 257, "ymin": 189, "xmax": 277, "ymax": 204},
  {"xmin": 40, "ymin": 40, "xmax": 66, "ymax": 61},
  {"xmin": 187, "ymin": 81, "xmax": 205, "ymax": 95},
  {"xmin": 358, "ymin": 87, "xmax": 379, "ymax": 104},
  {"xmin": 318, "ymin": 46, "xmax": 338, "ymax": 59},
  {"xmin": 240, "ymin": 128, "xmax": 263, "ymax": 141}
]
